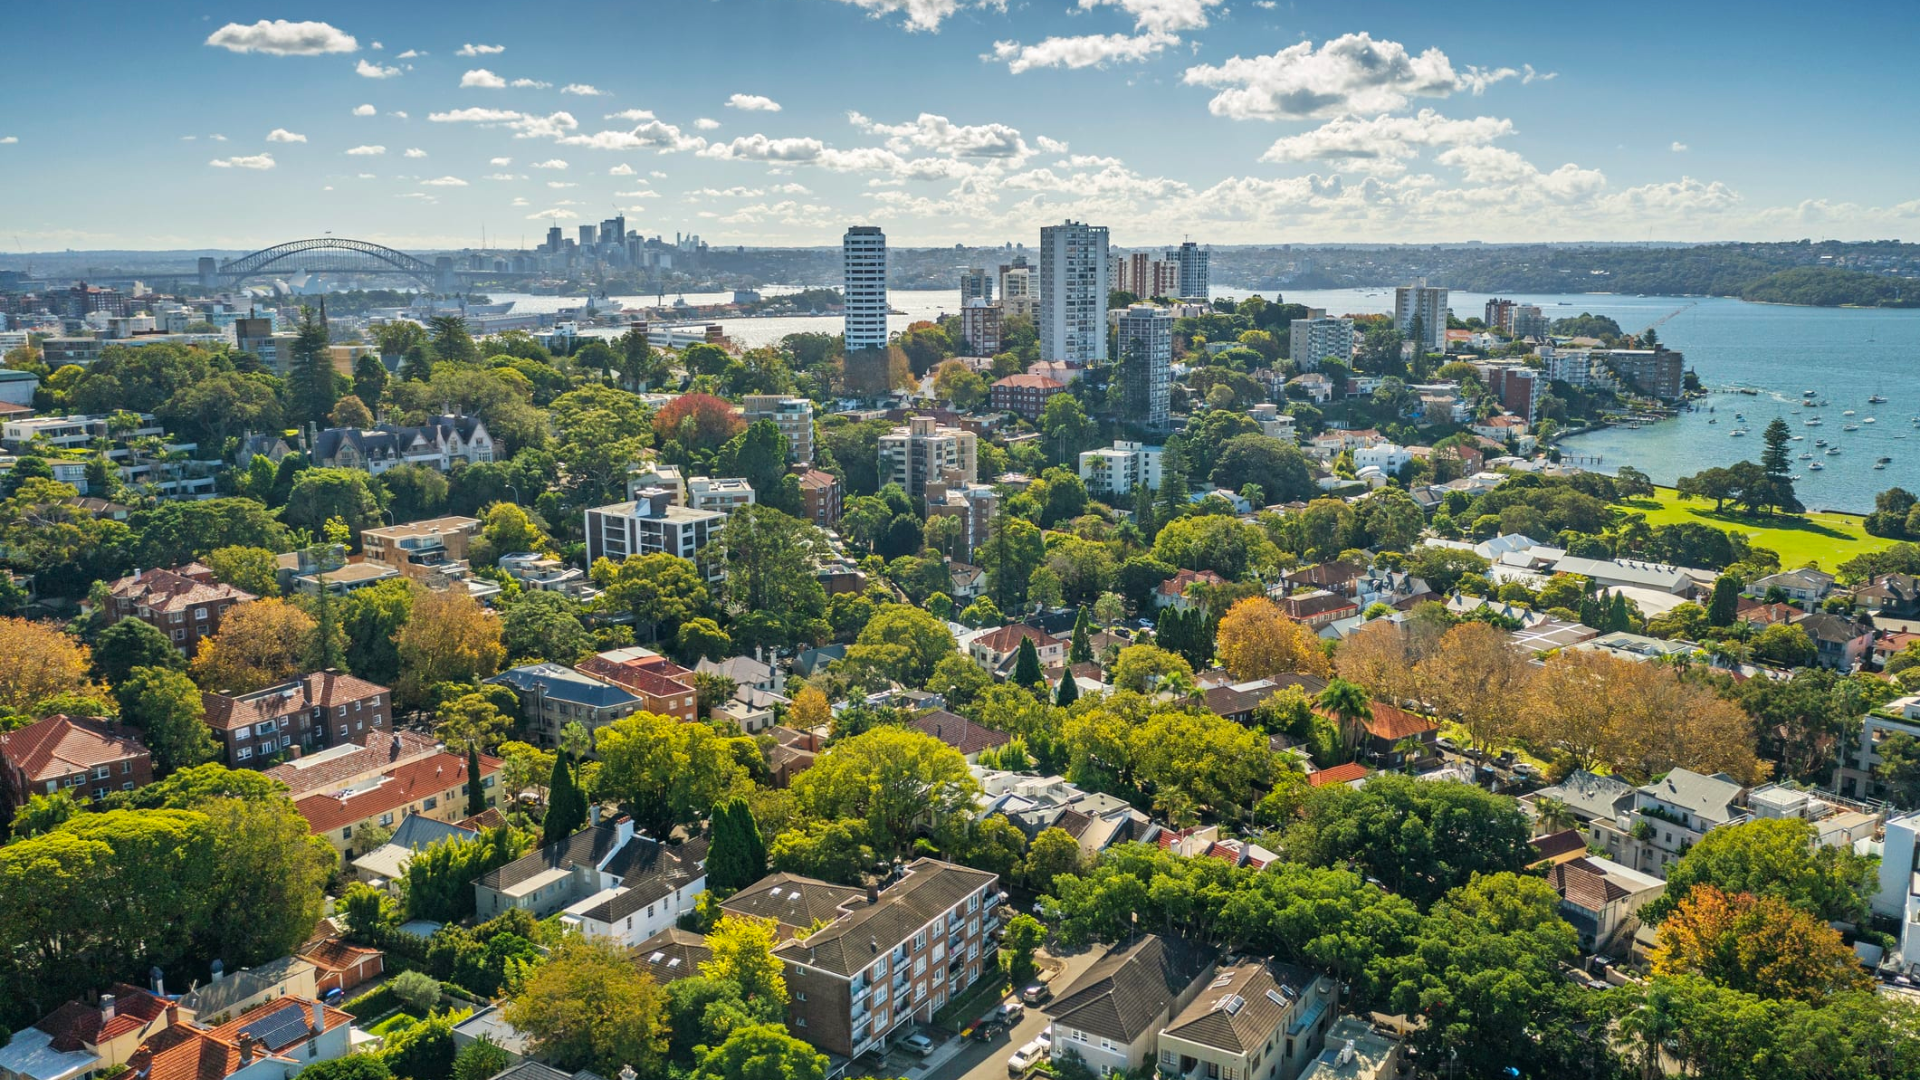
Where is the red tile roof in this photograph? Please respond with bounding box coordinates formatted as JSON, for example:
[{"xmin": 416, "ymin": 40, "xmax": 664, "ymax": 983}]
[
  {"xmin": 126, "ymin": 1024, "xmax": 258, "ymax": 1080},
  {"xmin": 1359, "ymin": 701, "xmax": 1436, "ymax": 742},
  {"xmin": 1529, "ymin": 829, "xmax": 1589, "ymax": 864},
  {"xmin": 1158, "ymin": 569, "xmax": 1226, "ymax": 597},
  {"xmin": 577, "ymin": 656, "xmax": 696, "ymax": 700},
  {"xmin": 202, "ymin": 671, "xmax": 389, "ymax": 732},
  {"xmin": 797, "ymin": 469, "xmax": 838, "ymax": 491},
  {"xmin": 293, "ymin": 750, "xmax": 500, "ymax": 835},
  {"xmin": 973, "ymin": 623, "xmax": 1055, "ymax": 653},
  {"xmin": 0, "ymin": 715, "xmax": 150, "ymax": 784},
  {"xmin": 261, "ymin": 731, "xmax": 441, "ymax": 796},
  {"xmin": 992, "ymin": 374, "xmax": 1066, "ymax": 390},
  {"xmin": 1307, "ymin": 762, "xmax": 1370, "ymax": 787},
  {"xmin": 297, "ymin": 937, "xmax": 383, "ymax": 975},
  {"xmin": 204, "ymin": 998, "xmax": 352, "ymax": 1052},
  {"xmin": 109, "ymin": 565, "xmax": 254, "ymax": 615},
  {"xmin": 35, "ymin": 985, "xmax": 173, "ymax": 1051},
  {"xmin": 911, "ymin": 710, "xmax": 1011, "ymax": 755}
]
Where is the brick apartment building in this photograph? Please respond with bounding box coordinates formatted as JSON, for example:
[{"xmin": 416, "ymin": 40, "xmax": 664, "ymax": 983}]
[
  {"xmin": 106, "ymin": 563, "xmax": 255, "ymax": 656},
  {"xmin": 200, "ymin": 671, "xmax": 391, "ymax": 769},
  {"xmin": 0, "ymin": 714, "xmax": 153, "ymax": 806},
  {"xmin": 990, "ymin": 374, "xmax": 1067, "ymax": 420}
]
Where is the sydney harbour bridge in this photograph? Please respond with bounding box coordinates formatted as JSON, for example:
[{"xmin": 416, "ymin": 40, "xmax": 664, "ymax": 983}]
[{"xmin": 199, "ymin": 237, "xmax": 459, "ymax": 290}]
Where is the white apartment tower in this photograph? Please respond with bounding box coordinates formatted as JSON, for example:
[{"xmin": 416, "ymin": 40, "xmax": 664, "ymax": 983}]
[
  {"xmin": 1167, "ymin": 241, "xmax": 1209, "ymax": 300},
  {"xmin": 843, "ymin": 226, "xmax": 889, "ymax": 353},
  {"xmin": 959, "ymin": 266, "xmax": 993, "ymax": 307},
  {"xmin": 1038, "ymin": 221, "xmax": 1109, "ymax": 364},
  {"xmin": 1290, "ymin": 314, "xmax": 1355, "ymax": 371},
  {"xmin": 1115, "ymin": 304, "xmax": 1172, "ymax": 429},
  {"xmin": 878, "ymin": 415, "xmax": 978, "ymax": 498},
  {"xmin": 1394, "ymin": 284, "xmax": 1449, "ymax": 353},
  {"xmin": 998, "ymin": 257, "xmax": 1036, "ymax": 320}
]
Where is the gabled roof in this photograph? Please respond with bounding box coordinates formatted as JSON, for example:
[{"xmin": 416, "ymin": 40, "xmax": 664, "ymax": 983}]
[
  {"xmin": 1532, "ymin": 770, "xmax": 1636, "ymax": 822},
  {"xmin": 1528, "ymin": 830, "xmax": 1588, "ymax": 864},
  {"xmin": 1160, "ymin": 959, "xmax": 1321, "ymax": 1053},
  {"xmin": 572, "ymin": 837, "xmax": 709, "ymax": 923},
  {"xmin": 489, "ymin": 663, "xmax": 639, "ymax": 709},
  {"xmin": 108, "ymin": 565, "xmax": 253, "ymax": 614},
  {"xmin": 1306, "ymin": 763, "xmax": 1369, "ymax": 788},
  {"xmin": 771, "ymin": 859, "xmax": 998, "ymax": 978},
  {"xmin": 35, "ymin": 985, "xmax": 172, "ymax": 1051},
  {"xmin": 261, "ymin": 731, "xmax": 440, "ymax": 796},
  {"xmin": 1045, "ymin": 934, "xmax": 1215, "ymax": 1044},
  {"xmin": 204, "ymin": 996, "xmax": 351, "ymax": 1053},
  {"xmin": 634, "ymin": 927, "xmax": 713, "ymax": 984},
  {"xmin": 1357, "ymin": 701, "xmax": 1436, "ymax": 742},
  {"xmin": 1158, "ymin": 569, "xmax": 1226, "ymax": 597},
  {"xmin": 1796, "ymin": 612, "xmax": 1869, "ymax": 645},
  {"xmin": 292, "ymin": 750, "xmax": 499, "ymax": 836},
  {"xmin": 477, "ymin": 819, "xmax": 635, "ymax": 891},
  {"xmin": 1547, "ymin": 857, "xmax": 1657, "ymax": 911},
  {"xmin": 1639, "ymin": 768, "xmax": 1743, "ymax": 821},
  {"xmin": 296, "ymin": 938, "xmax": 382, "ymax": 976},
  {"xmin": 0, "ymin": 715, "xmax": 149, "ymax": 783},
  {"xmin": 201, "ymin": 671, "xmax": 389, "ymax": 732},
  {"xmin": 973, "ymin": 623, "xmax": 1056, "ymax": 653}
]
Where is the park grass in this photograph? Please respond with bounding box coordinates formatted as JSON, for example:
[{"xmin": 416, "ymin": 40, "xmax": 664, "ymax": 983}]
[{"xmin": 1612, "ymin": 486, "xmax": 1894, "ymax": 572}]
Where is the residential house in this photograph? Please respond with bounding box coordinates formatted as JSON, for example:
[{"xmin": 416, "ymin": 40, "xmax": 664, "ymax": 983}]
[
  {"xmin": 292, "ymin": 561, "xmax": 401, "ymax": 597},
  {"xmin": 758, "ymin": 859, "xmax": 1001, "ymax": 1059},
  {"xmin": 1281, "ymin": 591, "xmax": 1359, "ymax": 630},
  {"xmin": 200, "ymin": 671, "xmax": 391, "ymax": 770},
  {"xmin": 1630, "ymin": 769, "xmax": 1749, "ymax": 878},
  {"xmin": 1550, "ymin": 556, "xmax": 1700, "ymax": 596},
  {"xmin": 720, "ymin": 872, "xmax": 865, "ymax": 937},
  {"xmin": 973, "ymin": 770, "xmax": 1160, "ymax": 860},
  {"xmin": 0, "ymin": 985, "xmax": 181, "ymax": 1080},
  {"xmin": 1157, "ymin": 569, "xmax": 1227, "ymax": 612},
  {"xmin": 697, "ymin": 655, "xmax": 779, "ymax": 693},
  {"xmin": 474, "ymin": 816, "xmax": 707, "ymax": 949},
  {"xmin": 1545, "ymin": 857, "xmax": 1666, "ymax": 953},
  {"xmin": 1748, "ymin": 568, "xmax": 1836, "ymax": 606},
  {"xmin": 1305, "ymin": 763, "xmax": 1370, "ymax": 789},
  {"xmin": 1856, "ymin": 572, "xmax": 1920, "ymax": 618},
  {"xmin": 293, "ymin": 746, "xmax": 501, "ymax": 857},
  {"xmin": 767, "ymin": 727, "xmax": 822, "ymax": 788},
  {"xmin": 911, "ymin": 709, "xmax": 1011, "ymax": 762},
  {"xmin": 498, "ymin": 552, "xmax": 597, "ymax": 602},
  {"xmin": 0, "ymin": 714, "xmax": 152, "ymax": 808},
  {"xmin": 686, "ymin": 476, "xmax": 756, "ymax": 514},
  {"xmin": 489, "ymin": 663, "xmax": 644, "ymax": 748},
  {"xmin": 1202, "ymin": 676, "xmax": 1328, "ymax": 727},
  {"xmin": 175, "ymin": 958, "xmax": 319, "ymax": 1026},
  {"xmin": 968, "ymin": 624, "xmax": 1066, "ymax": 675},
  {"xmin": 575, "ymin": 647, "xmax": 700, "ymax": 723},
  {"xmin": 309, "ymin": 414, "xmax": 494, "ymax": 474},
  {"xmin": 124, "ymin": 997, "xmax": 352, "ymax": 1080},
  {"xmin": 949, "ymin": 562, "xmax": 986, "ymax": 602},
  {"xmin": 635, "ymin": 927, "xmax": 714, "ymax": 986},
  {"xmin": 349, "ymin": 810, "xmax": 482, "ymax": 888},
  {"xmin": 1525, "ymin": 771, "xmax": 1639, "ymax": 863},
  {"xmin": 1044, "ymin": 934, "xmax": 1216, "ymax": 1075},
  {"xmin": 105, "ymin": 563, "xmax": 255, "ymax": 656},
  {"xmin": 296, "ymin": 937, "xmax": 384, "ymax": 998},
  {"xmin": 1348, "ymin": 702, "xmax": 1438, "ymax": 768},
  {"xmin": 1155, "ymin": 960, "xmax": 1338, "ymax": 1080},
  {"xmin": 1796, "ymin": 612, "xmax": 1874, "ymax": 670},
  {"xmin": 450, "ymin": 1009, "xmax": 535, "ymax": 1068}
]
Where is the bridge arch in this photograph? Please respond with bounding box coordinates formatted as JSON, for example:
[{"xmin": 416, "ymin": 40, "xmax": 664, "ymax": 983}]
[{"xmin": 218, "ymin": 238, "xmax": 439, "ymax": 285}]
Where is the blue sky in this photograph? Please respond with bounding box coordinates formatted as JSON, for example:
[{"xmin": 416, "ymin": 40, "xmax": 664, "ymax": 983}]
[{"xmin": 6, "ymin": 0, "xmax": 1917, "ymax": 251}]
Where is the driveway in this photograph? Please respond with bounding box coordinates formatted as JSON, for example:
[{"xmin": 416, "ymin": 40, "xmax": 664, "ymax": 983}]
[{"xmin": 920, "ymin": 946, "xmax": 1103, "ymax": 1080}]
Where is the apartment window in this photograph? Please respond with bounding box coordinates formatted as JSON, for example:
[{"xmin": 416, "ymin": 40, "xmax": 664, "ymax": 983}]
[
  {"xmin": 45, "ymin": 780, "xmax": 56, "ymax": 794},
  {"xmin": 342, "ymin": 826, "xmax": 352, "ymax": 840},
  {"xmin": 931, "ymin": 916, "xmax": 945, "ymax": 936},
  {"xmin": 237, "ymin": 747, "xmax": 252, "ymax": 761},
  {"xmin": 380, "ymin": 812, "xmax": 395, "ymax": 826},
  {"xmin": 913, "ymin": 931, "xmax": 926, "ymax": 951},
  {"xmin": 122, "ymin": 781, "xmax": 133, "ymax": 791},
  {"xmin": 93, "ymin": 766, "xmax": 110, "ymax": 780},
  {"xmin": 172, "ymin": 629, "xmax": 185, "ymax": 642},
  {"xmin": 122, "ymin": 760, "xmax": 134, "ymax": 775},
  {"xmin": 195, "ymin": 607, "xmax": 208, "ymax": 620},
  {"xmin": 424, "ymin": 797, "xmax": 438, "ymax": 811}
]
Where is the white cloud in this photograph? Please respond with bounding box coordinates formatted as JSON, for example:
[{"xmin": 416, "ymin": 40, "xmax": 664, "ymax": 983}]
[
  {"xmin": 771, "ymin": 182, "xmax": 813, "ymax": 194},
  {"xmin": 396, "ymin": 49, "xmax": 422, "ymax": 59},
  {"xmin": 727, "ymin": 93, "xmax": 783, "ymax": 112},
  {"xmin": 695, "ymin": 118, "xmax": 721, "ymax": 130},
  {"xmin": 693, "ymin": 186, "xmax": 767, "ymax": 197},
  {"xmin": 490, "ymin": 156, "xmax": 513, "ymax": 166},
  {"xmin": 1260, "ymin": 110, "xmax": 1513, "ymax": 173},
  {"xmin": 532, "ymin": 159, "xmax": 569, "ymax": 169},
  {"xmin": 371, "ymin": 41, "xmax": 382, "ymax": 50},
  {"xmin": 391, "ymin": 111, "xmax": 409, "ymax": 119},
  {"xmin": 266, "ymin": 128, "xmax": 307, "ymax": 143},
  {"xmin": 558, "ymin": 119, "xmax": 707, "ymax": 153},
  {"xmin": 989, "ymin": 31, "xmax": 1177, "ymax": 73},
  {"xmin": 651, "ymin": 170, "xmax": 667, "ymax": 178},
  {"xmin": 345, "ymin": 144, "xmax": 387, "ymax": 155},
  {"xmin": 457, "ymin": 43, "xmax": 505, "ymax": 56},
  {"xmin": 427, "ymin": 108, "xmax": 579, "ymax": 139},
  {"xmin": 353, "ymin": 103, "xmax": 376, "ymax": 116},
  {"xmin": 547, "ymin": 181, "xmax": 577, "ymax": 188},
  {"xmin": 422, "ymin": 176, "xmax": 468, "ymax": 186},
  {"xmin": 562, "ymin": 84, "xmax": 608, "ymax": 96},
  {"xmin": 511, "ymin": 197, "xmax": 530, "ymax": 206},
  {"xmin": 1079, "ymin": 0, "xmax": 1220, "ymax": 33},
  {"xmin": 205, "ymin": 19, "xmax": 357, "ymax": 56},
  {"xmin": 1036, "ymin": 136, "xmax": 1069, "ymax": 153},
  {"xmin": 850, "ymin": 111, "xmax": 1031, "ymax": 158},
  {"xmin": 1671, "ymin": 141, "xmax": 1689, "ymax": 152},
  {"xmin": 209, "ymin": 153, "xmax": 276, "ymax": 169},
  {"xmin": 826, "ymin": 0, "xmax": 998, "ymax": 32},
  {"xmin": 356, "ymin": 58, "xmax": 402, "ymax": 78},
  {"xmin": 1522, "ymin": 64, "xmax": 1556, "ymax": 83},
  {"xmin": 180, "ymin": 135, "xmax": 196, "ymax": 141},
  {"xmin": 209, "ymin": 134, "xmax": 228, "ymax": 141},
  {"xmin": 483, "ymin": 173, "xmax": 519, "ymax": 181},
  {"xmin": 616, "ymin": 189, "xmax": 662, "ymax": 198},
  {"xmin": 0, "ymin": 136, "xmax": 16, "ymax": 145},
  {"xmin": 404, "ymin": 147, "xmax": 427, "ymax": 157},
  {"xmin": 1184, "ymin": 33, "xmax": 1488, "ymax": 120},
  {"xmin": 609, "ymin": 163, "xmax": 635, "ymax": 175},
  {"xmin": 461, "ymin": 69, "xmax": 507, "ymax": 89},
  {"xmin": 526, "ymin": 208, "xmax": 579, "ymax": 219},
  {"xmin": 510, "ymin": 78, "xmax": 552, "ymax": 89},
  {"xmin": 605, "ymin": 109, "xmax": 657, "ymax": 121},
  {"xmin": 357, "ymin": 172, "xmax": 377, "ymax": 179}
]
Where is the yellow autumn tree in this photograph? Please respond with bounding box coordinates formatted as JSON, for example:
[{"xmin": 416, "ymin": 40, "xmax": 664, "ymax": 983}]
[
  {"xmin": 189, "ymin": 598, "xmax": 318, "ymax": 694},
  {"xmin": 0, "ymin": 616, "xmax": 102, "ymax": 715},
  {"xmin": 1214, "ymin": 597, "xmax": 1332, "ymax": 681},
  {"xmin": 394, "ymin": 586, "xmax": 506, "ymax": 707},
  {"xmin": 788, "ymin": 684, "xmax": 831, "ymax": 733},
  {"xmin": 1651, "ymin": 885, "xmax": 1869, "ymax": 1003}
]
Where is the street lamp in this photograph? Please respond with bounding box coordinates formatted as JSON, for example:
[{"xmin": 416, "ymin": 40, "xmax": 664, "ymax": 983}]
[{"xmin": 505, "ymin": 483, "xmax": 521, "ymax": 506}]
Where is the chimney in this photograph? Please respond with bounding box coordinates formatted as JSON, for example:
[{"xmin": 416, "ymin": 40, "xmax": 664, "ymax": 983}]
[
  {"xmin": 238, "ymin": 1035, "xmax": 255, "ymax": 1066},
  {"xmin": 589, "ymin": 803, "xmax": 602, "ymax": 827},
  {"xmin": 211, "ymin": 959, "xmax": 224, "ymax": 984},
  {"xmin": 100, "ymin": 994, "xmax": 116, "ymax": 1025},
  {"xmin": 865, "ymin": 883, "xmax": 880, "ymax": 905},
  {"xmin": 389, "ymin": 734, "xmax": 401, "ymax": 761},
  {"xmin": 150, "ymin": 965, "xmax": 165, "ymax": 998},
  {"xmin": 311, "ymin": 998, "xmax": 324, "ymax": 1035}
]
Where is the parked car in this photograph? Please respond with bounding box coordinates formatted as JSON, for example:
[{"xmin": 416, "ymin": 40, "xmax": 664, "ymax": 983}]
[
  {"xmin": 1008, "ymin": 1040, "xmax": 1046, "ymax": 1076},
  {"xmin": 903, "ymin": 1033, "xmax": 936, "ymax": 1057},
  {"xmin": 1020, "ymin": 983, "xmax": 1052, "ymax": 1005},
  {"xmin": 996, "ymin": 1001, "xmax": 1025, "ymax": 1024}
]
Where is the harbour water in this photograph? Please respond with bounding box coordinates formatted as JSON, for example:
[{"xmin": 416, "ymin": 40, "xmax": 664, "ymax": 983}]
[{"xmin": 491, "ymin": 286, "xmax": 1920, "ymax": 514}]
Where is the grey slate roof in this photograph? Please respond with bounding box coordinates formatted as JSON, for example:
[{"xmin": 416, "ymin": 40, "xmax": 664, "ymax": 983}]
[
  {"xmin": 489, "ymin": 663, "xmax": 639, "ymax": 709},
  {"xmin": 771, "ymin": 859, "xmax": 998, "ymax": 978},
  {"xmin": 1638, "ymin": 768, "xmax": 1744, "ymax": 822},
  {"xmin": 389, "ymin": 812, "xmax": 477, "ymax": 851},
  {"xmin": 1533, "ymin": 770, "xmax": 1637, "ymax": 823},
  {"xmin": 476, "ymin": 821, "xmax": 629, "ymax": 890},
  {"xmin": 1161, "ymin": 959, "xmax": 1321, "ymax": 1053},
  {"xmin": 1045, "ymin": 933, "xmax": 1216, "ymax": 1044},
  {"xmin": 721, "ymin": 872, "xmax": 865, "ymax": 932},
  {"xmin": 634, "ymin": 927, "xmax": 713, "ymax": 984},
  {"xmin": 574, "ymin": 837, "xmax": 708, "ymax": 922}
]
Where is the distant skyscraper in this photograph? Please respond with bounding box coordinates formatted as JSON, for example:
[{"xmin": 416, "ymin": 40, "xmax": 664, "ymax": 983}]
[
  {"xmin": 1116, "ymin": 304, "xmax": 1171, "ymax": 429},
  {"xmin": 545, "ymin": 226, "xmax": 563, "ymax": 254},
  {"xmin": 842, "ymin": 225, "xmax": 889, "ymax": 353},
  {"xmin": 959, "ymin": 267, "xmax": 993, "ymax": 307},
  {"xmin": 1167, "ymin": 241, "xmax": 1209, "ymax": 299},
  {"xmin": 1038, "ymin": 220, "xmax": 1109, "ymax": 364},
  {"xmin": 1395, "ymin": 284, "xmax": 1448, "ymax": 352},
  {"xmin": 579, "ymin": 225, "xmax": 599, "ymax": 250}
]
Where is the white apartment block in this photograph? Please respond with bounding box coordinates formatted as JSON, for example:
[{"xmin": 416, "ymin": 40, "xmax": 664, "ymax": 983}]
[
  {"xmin": 879, "ymin": 416, "xmax": 978, "ymax": 497},
  {"xmin": 1394, "ymin": 285, "xmax": 1448, "ymax": 352},
  {"xmin": 1167, "ymin": 241, "xmax": 1209, "ymax": 299},
  {"xmin": 1249, "ymin": 403, "xmax": 1297, "ymax": 441},
  {"xmin": 687, "ymin": 477, "xmax": 756, "ymax": 514},
  {"xmin": 959, "ymin": 267, "xmax": 993, "ymax": 305},
  {"xmin": 1080, "ymin": 441, "xmax": 1164, "ymax": 498},
  {"xmin": 1289, "ymin": 316, "xmax": 1354, "ymax": 371},
  {"xmin": 998, "ymin": 258, "xmax": 1036, "ymax": 320},
  {"xmin": 843, "ymin": 226, "xmax": 889, "ymax": 353},
  {"xmin": 742, "ymin": 395, "xmax": 815, "ymax": 464},
  {"xmin": 584, "ymin": 488, "xmax": 727, "ymax": 576},
  {"xmin": 959, "ymin": 299, "xmax": 1002, "ymax": 355},
  {"xmin": 1039, "ymin": 221, "xmax": 1109, "ymax": 364},
  {"xmin": 1115, "ymin": 304, "xmax": 1172, "ymax": 429}
]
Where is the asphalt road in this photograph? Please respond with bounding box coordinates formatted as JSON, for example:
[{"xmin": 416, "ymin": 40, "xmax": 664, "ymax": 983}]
[{"xmin": 922, "ymin": 946, "xmax": 1103, "ymax": 1080}]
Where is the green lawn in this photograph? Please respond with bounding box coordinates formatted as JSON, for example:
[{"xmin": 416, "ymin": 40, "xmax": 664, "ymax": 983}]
[{"xmin": 1613, "ymin": 487, "xmax": 1894, "ymax": 572}]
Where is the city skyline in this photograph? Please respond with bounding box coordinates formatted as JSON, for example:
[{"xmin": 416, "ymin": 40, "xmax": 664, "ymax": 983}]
[{"xmin": 5, "ymin": 0, "xmax": 1918, "ymax": 251}]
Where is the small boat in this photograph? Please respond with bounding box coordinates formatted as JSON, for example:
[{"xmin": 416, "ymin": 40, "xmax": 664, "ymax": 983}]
[
  {"xmin": 1870, "ymin": 394, "xmax": 1888, "ymax": 403},
  {"xmin": 1810, "ymin": 462, "xmax": 1825, "ymax": 471},
  {"xmin": 1864, "ymin": 417, "xmax": 1876, "ymax": 424},
  {"xmin": 1735, "ymin": 413, "xmax": 1746, "ymax": 421},
  {"xmin": 1844, "ymin": 424, "xmax": 1860, "ymax": 432},
  {"xmin": 1730, "ymin": 429, "xmax": 1748, "ymax": 437},
  {"xmin": 1791, "ymin": 435, "xmax": 1804, "ymax": 441},
  {"xmin": 1816, "ymin": 438, "xmax": 1829, "ymax": 447},
  {"xmin": 1790, "ymin": 475, "xmax": 1802, "ymax": 481},
  {"xmin": 1876, "ymin": 463, "xmax": 1888, "ymax": 470},
  {"xmin": 1844, "ymin": 409, "xmax": 1857, "ymax": 417},
  {"xmin": 1708, "ymin": 417, "xmax": 1718, "ymax": 424},
  {"xmin": 1805, "ymin": 418, "xmax": 1823, "ymax": 426},
  {"xmin": 1799, "ymin": 452, "xmax": 1813, "ymax": 460},
  {"xmin": 1804, "ymin": 390, "xmax": 1818, "ymax": 397},
  {"xmin": 1879, "ymin": 456, "xmax": 1894, "ymax": 464},
  {"xmin": 1827, "ymin": 447, "xmax": 1843, "ymax": 455}
]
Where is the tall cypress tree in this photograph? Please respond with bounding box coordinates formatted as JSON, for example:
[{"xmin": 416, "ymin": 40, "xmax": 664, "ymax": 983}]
[
  {"xmin": 465, "ymin": 744, "xmax": 486, "ymax": 816},
  {"xmin": 289, "ymin": 305, "xmax": 337, "ymax": 426},
  {"xmin": 1055, "ymin": 669, "xmax": 1079, "ymax": 707},
  {"xmin": 709, "ymin": 797, "xmax": 767, "ymax": 894},
  {"xmin": 1707, "ymin": 575, "xmax": 1742, "ymax": 628},
  {"xmin": 1069, "ymin": 606, "xmax": 1093, "ymax": 664},
  {"xmin": 542, "ymin": 751, "xmax": 584, "ymax": 846},
  {"xmin": 1012, "ymin": 636, "xmax": 1045, "ymax": 690}
]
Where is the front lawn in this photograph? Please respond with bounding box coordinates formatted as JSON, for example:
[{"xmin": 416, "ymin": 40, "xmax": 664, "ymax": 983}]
[{"xmin": 1613, "ymin": 487, "xmax": 1893, "ymax": 572}]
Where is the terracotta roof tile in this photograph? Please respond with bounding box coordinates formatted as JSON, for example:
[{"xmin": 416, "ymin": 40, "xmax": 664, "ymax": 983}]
[
  {"xmin": 202, "ymin": 671, "xmax": 390, "ymax": 732},
  {"xmin": 0, "ymin": 715, "xmax": 150, "ymax": 784},
  {"xmin": 35, "ymin": 985, "xmax": 172, "ymax": 1051},
  {"xmin": 293, "ymin": 750, "xmax": 499, "ymax": 835},
  {"xmin": 911, "ymin": 710, "xmax": 1010, "ymax": 756},
  {"xmin": 261, "ymin": 731, "xmax": 440, "ymax": 796},
  {"xmin": 297, "ymin": 937, "xmax": 383, "ymax": 974},
  {"xmin": 1528, "ymin": 829, "xmax": 1588, "ymax": 864},
  {"xmin": 1358, "ymin": 702, "xmax": 1436, "ymax": 742},
  {"xmin": 1307, "ymin": 762, "xmax": 1370, "ymax": 787},
  {"xmin": 109, "ymin": 566, "xmax": 255, "ymax": 615}
]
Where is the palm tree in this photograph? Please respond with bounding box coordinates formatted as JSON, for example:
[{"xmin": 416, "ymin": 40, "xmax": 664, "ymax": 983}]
[
  {"xmin": 1534, "ymin": 795, "xmax": 1578, "ymax": 836},
  {"xmin": 1161, "ymin": 670, "xmax": 1202, "ymax": 703},
  {"xmin": 1392, "ymin": 735, "xmax": 1427, "ymax": 772},
  {"xmin": 1316, "ymin": 678, "xmax": 1374, "ymax": 761}
]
